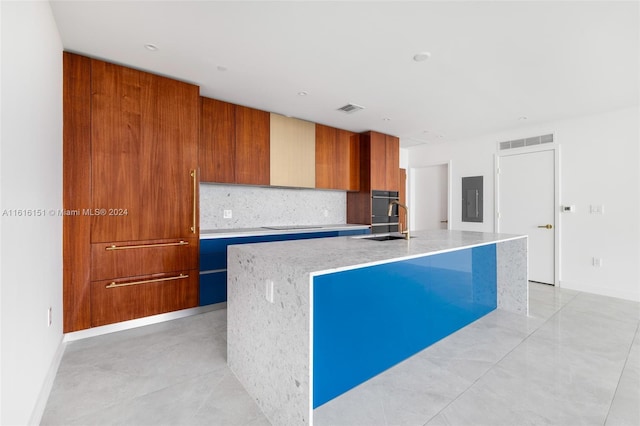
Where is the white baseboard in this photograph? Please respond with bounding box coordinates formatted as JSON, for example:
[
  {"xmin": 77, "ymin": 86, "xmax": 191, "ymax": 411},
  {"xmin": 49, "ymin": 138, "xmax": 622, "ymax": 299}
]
[
  {"xmin": 63, "ymin": 303, "xmax": 225, "ymax": 343},
  {"xmin": 559, "ymin": 280, "xmax": 640, "ymax": 302},
  {"xmin": 28, "ymin": 336, "xmax": 66, "ymax": 426}
]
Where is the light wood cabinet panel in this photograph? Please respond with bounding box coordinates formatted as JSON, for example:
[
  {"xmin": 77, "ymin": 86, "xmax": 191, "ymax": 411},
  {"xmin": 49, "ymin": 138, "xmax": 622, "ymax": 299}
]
[
  {"xmin": 270, "ymin": 114, "xmax": 315, "ymax": 188},
  {"xmin": 90, "ymin": 59, "xmax": 199, "ymax": 243},
  {"xmin": 235, "ymin": 105, "xmax": 270, "ymax": 185},
  {"xmin": 200, "ymin": 98, "xmax": 235, "ymax": 183}
]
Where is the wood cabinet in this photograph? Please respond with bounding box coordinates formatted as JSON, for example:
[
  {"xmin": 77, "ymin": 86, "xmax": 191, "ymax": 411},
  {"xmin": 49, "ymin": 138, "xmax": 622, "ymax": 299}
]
[
  {"xmin": 270, "ymin": 114, "xmax": 315, "ymax": 188},
  {"xmin": 63, "ymin": 53, "xmax": 200, "ymax": 332},
  {"xmin": 199, "ymin": 98, "xmax": 235, "ymax": 183},
  {"xmin": 235, "ymin": 105, "xmax": 270, "ymax": 185},
  {"xmin": 347, "ymin": 131, "xmax": 401, "ymax": 226},
  {"xmin": 200, "ymin": 99, "xmax": 270, "ymax": 185},
  {"xmin": 315, "ymin": 124, "xmax": 360, "ymax": 191},
  {"xmin": 368, "ymin": 131, "xmax": 399, "ymax": 192}
]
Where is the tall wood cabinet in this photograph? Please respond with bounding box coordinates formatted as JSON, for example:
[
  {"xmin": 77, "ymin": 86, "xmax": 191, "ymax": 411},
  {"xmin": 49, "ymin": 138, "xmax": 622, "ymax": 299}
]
[
  {"xmin": 63, "ymin": 53, "xmax": 199, "ymax": 332},
  {"xmin": 199, "ymin": 97, "xmax": 270, "ymax": 186},
  {"xmin": 346, "ymin": 131, "xmax": 401, "ymax": 225}
]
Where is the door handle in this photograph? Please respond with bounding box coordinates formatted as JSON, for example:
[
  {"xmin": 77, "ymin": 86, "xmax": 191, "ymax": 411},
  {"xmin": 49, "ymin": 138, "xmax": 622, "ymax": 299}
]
[{"xmin": 537, "ymin": 224, "xmax": 553, "ymax": 229}]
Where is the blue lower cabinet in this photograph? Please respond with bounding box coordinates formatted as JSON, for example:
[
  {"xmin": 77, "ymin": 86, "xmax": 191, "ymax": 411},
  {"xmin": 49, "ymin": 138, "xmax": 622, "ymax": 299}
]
[
  {"xmin": 199, "ymin": 270, "xmax": 227, "ymax": 305},
  {"xmin": 312, "ymin": 244, "xmax": 497, "ymax": 408},
  {"xmin": 199, "ymin": 228, "xmax": 369, "ymax": 306}
]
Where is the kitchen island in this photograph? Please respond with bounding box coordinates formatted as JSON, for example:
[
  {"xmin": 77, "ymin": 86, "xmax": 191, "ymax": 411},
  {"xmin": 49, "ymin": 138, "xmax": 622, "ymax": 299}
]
[{"xmin": 227, "ymin": 230, "xmax": 527, "ymax": 425}]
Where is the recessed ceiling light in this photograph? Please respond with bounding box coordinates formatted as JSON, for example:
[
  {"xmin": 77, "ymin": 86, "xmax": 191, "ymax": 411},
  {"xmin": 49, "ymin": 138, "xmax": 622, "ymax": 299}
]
[
  {"xmin": 217, "ymin": 66, "xmax": 227, "ymax": 72},
  {"xmin": 144, "ymin": 43, "xmax": 158, "ymax": 51},
  {"xmin": 298, "ymin": 91, "xmax": 308, "ymax": 96},
  {"xmin": 382, "ymin": 117, "xmax": 391, "ymax": 121},
  {"xmin": 413, "ymin": 52, "xmax": 431, "ymax": 62}
]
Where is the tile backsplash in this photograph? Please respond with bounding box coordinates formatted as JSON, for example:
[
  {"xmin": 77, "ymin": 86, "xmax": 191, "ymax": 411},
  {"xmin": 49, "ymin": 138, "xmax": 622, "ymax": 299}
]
[{"xmin": 200, "ymin": 183, "xmax": 347, "ymax": 230}]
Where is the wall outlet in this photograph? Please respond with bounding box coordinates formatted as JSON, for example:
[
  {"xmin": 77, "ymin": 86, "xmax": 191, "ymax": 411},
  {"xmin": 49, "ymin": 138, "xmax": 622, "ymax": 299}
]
[
  {"xmin": 48, "ymin": 307, "xmax": 52, "ymax": 327},
  {"xmin": 323, "ymin": 209, "xmax": 329, "ymax": 218},
  {"xmin": 265, "ymin": 280, "xmax": 274, "ymax": 303},
  {"xmin": 223, "ymin": 209, "xmax": 232, "ymax": 219},
  {"xmin": 589, "ymin": 205, "xmax": 604, "ymax": 214},
  {"xmin": 592, "ymin": 257, "xmax": 603, "ymax": 267}
]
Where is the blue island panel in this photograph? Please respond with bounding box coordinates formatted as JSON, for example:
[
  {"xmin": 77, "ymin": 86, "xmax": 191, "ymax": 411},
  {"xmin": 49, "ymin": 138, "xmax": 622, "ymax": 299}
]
[{"xmin": 312, "ymin": 244, "xmax": 497, "ymax": 408}]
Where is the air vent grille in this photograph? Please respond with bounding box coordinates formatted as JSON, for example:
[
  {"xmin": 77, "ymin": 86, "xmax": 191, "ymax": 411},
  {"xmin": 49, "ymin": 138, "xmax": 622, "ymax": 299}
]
[
  {"xmin": 499, "ymin": 133, "xmax": 554, "ymax": 151},
  {"xmin": 337, "ymin": 103, "xmax": 365, "ymax": 114}
]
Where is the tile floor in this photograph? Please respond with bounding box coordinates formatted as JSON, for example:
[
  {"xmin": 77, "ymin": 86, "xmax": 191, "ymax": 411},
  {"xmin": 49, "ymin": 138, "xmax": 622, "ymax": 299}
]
[{"xmin": 42, "ymin": 283, "xmax": 639, "ymax": 426}]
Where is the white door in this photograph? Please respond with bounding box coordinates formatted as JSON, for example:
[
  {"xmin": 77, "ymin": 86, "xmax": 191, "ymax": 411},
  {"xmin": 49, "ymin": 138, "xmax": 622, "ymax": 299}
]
[
  {"xmin": 411, "ymin": 164, "xmax": 449, "ymax": 231},
  {"xmin": 498, "ymin": 150, "xmax": 555, "ymax": 284}
]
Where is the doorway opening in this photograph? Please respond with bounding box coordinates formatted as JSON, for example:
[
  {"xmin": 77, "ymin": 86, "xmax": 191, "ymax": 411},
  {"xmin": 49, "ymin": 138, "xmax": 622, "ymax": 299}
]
[{"xmin": 410, "ymin": 163, "xmax": 451, "ymax": 231}]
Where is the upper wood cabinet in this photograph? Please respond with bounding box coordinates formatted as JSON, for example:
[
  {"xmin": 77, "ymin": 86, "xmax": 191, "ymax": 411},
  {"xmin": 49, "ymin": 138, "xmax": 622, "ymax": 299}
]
[
  {"xmin": 200, "ymin": 98, "xmax": 235, "ymax": 183},
  {"xmin": 200, "ymin": 99, "xmax": 270, "ymax": 186},
  {"xmin": 235, "ymin": 105, "xmax": 270, "ymax": 185},
  {"xmin": 270, "ymin": 114, "xmax": 315, "ymax": 188},
  {"xmin": 315, "ymin": 124, "xmax": 360, "ymax": 191},
  {"xmin": 365, "ymin": 131, "xmax": 399, "ymax": 192}
]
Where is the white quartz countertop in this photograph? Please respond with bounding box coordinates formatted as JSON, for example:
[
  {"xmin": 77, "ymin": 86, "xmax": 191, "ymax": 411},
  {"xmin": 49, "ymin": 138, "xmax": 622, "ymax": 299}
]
[
  {"xmin": 200, "ymin": 223, "xmax": 370, "ymax": 239},
  {"xmin": 227, "ymin": 229, "xmax": 526, "ymax": 274}
]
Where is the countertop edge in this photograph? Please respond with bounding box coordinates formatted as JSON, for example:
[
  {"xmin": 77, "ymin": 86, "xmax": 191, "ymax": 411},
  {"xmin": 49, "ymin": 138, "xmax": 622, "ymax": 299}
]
[
  {"xmin": 309, "ymin": 234, "xmax": 527, "ymax": 277},
  {"xmin": 200, "ymin": 224, "xmax": 370, "ymax": 239}
]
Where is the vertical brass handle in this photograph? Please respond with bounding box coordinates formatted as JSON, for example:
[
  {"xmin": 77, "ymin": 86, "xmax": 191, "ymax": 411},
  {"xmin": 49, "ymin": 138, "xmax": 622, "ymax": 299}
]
[{"xmin": 190, "ymin": 169, "xmax": 197, "ymax": 233}]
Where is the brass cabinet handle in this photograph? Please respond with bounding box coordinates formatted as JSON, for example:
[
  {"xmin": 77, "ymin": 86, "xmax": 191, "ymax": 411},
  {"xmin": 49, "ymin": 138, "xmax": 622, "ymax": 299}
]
[
  {"xmin": 440, "ymin": 220, "xmax": 448, "ymax": 223},
  {"xmin": 106, "ymin": 240, "xmax": 189, "ymax": 251},
  {"xmin": 537, "ymin": 224, "xmax": 553, "ymax": 229},
  {"xmin": 106, "ymin": 273, "xmax": 189, "ymax": 289},
  {"xmin": 190, "ymin": 169, "xmax": 197, "ymax": 234}
]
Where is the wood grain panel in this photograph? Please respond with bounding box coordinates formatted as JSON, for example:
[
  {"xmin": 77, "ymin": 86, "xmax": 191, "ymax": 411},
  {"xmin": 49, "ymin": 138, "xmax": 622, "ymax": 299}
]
[
  {"xmin": 270, "ymin": 114, "xmax": 315, "ymax": 188},
  {"xmin": 235, "ymin": 105, "xmax": 270, "ymax": 185},
  {"xmin": 368, "ymin": 131, "xmax": 387, "ymax": 191},
  {"xmin": 316, "ymin": 125, "xmax": 360, "ymax": 191},
  {"xmin": 200, "ymin": 97, "xmax": 235, "ymax": 183},
  {"xmin": 315, "ymin": 124, "xmax": 336, "ymax": 189},
  {"xmin": 90, "ymin": 60, "xmax": 199, "ymax": 242},
  {"xmin": 90, "ymin": 271, "xmax": 198, "ymax": 327},
  {"xmin": 91, "ymin": 237, "xmax": 199, "ymax": 281},
  {"xmin": 63, "ymin": 52, "xmax": 92, "ymax": 332},
  {"xmin": 139, "ymin": 71, "xmax": 199, "ymax": 239},
  {"xmin": 347, "ymin": 132, "xmax": 361, "ymax": 191},
  {"xmin": 385, "ymin": 135, "xmax": 400, "ymax": 191}
]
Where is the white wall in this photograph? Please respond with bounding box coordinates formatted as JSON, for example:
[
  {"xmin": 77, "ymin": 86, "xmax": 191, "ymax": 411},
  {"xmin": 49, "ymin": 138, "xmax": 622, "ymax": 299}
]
[
  {"xmin": 0, "ymin": 1, "xmax": 64, "ymax": 424},
  {"xmin": 407, "ymin": 106, "xmax": 639, "ymax": 302}
]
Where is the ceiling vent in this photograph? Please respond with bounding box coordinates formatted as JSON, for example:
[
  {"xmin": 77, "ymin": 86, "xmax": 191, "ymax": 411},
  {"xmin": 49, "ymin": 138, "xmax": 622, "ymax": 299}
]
[
  {"xmin": 337, "ymin": 103, "xmax": 365, "ymax": 114},
  {"xmin": 499, "ymin": 133, "xmax": 554, "ymax": 151}
]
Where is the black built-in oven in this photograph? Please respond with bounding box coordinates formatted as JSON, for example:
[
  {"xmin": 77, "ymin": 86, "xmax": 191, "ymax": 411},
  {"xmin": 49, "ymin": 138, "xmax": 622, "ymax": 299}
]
[{"xmin": 371, "ymin": 190, "xmax": 399, "ymax": 234}]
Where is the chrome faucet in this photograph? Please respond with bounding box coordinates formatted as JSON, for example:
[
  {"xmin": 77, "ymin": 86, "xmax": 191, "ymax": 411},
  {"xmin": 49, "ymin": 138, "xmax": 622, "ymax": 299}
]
[{"xmin": 388, "ymin": 200, "xmax": 410, "ymax": 240}]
